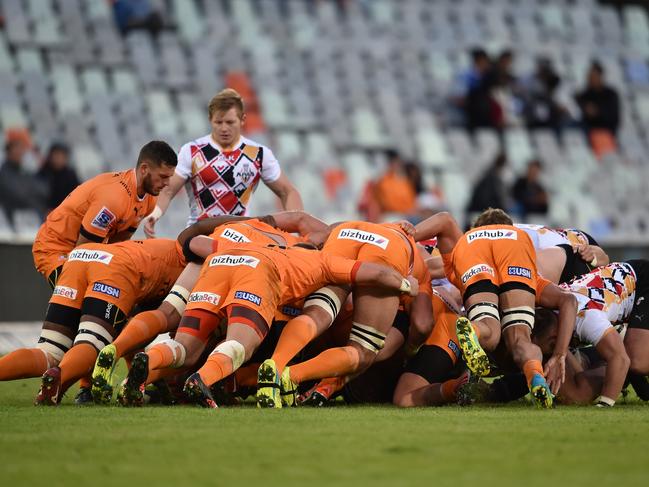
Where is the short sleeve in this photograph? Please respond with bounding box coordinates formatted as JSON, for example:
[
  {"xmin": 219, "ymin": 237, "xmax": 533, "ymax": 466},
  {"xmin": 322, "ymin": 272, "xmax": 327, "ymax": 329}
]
[
  {"xmin": 322, "ymin": 253, "xmax": 358, "ymax": 284},
  {"xmin": 80, "ymin": 191, "xmax": 126, "ymax": 242},
  {"xmin": 175, "ymin": 142, "xmax": 193, "ymax": 180},
  {"xmin": 260, "ymin": 145, "xmax": 281, "ymax": 184},
  {"xmin": 535, "ymin": 276, "xmax": 552, "ymax": 298}
]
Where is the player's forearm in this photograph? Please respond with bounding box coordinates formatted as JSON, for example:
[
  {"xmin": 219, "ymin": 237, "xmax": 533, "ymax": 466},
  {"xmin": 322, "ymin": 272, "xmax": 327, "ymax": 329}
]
[
  {"xmin": 413, "ymin": 212, "xmax": 461, "ymax": 254},
  {"xmin": 156, "ymin": 175, "xmax": 185, "ymax": 214},
  {"xmin": 354, "ymin": 263, "xmax": 410, "ymax": 294},
  {"xmin": 554, "ymin": 294, "xmax": 578, "ymax": 356},
  {"xmin": 177, "ymin": 216, "xmax": 250, "ymax": 247},
  {"xmin": 376, "ymin": 328, "xmax": 405, "ymax": 362},
  {"xmin": 271, "ymin": 210, "xmax": 328, "ymax": 235},
  {"xmin": 280, "ymin": 187, "xmax": 304, "ymax": 211},
  {"xmin": 406, "ymin": 296, "xmax": 434, "ymax": 352}
]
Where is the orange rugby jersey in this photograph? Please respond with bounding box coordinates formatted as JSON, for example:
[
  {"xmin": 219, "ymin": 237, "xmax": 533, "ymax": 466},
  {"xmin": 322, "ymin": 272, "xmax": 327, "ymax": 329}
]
[
  {"xmin": 206, "ymin": 240, "xmax": 360, "ymax": 304},
  {"xmin": 209, "ymin": 218, "xmax": 303, "ymax": 247},
  {"xmin": 34, "ymin": 169, "xmax": 156, "ymax": 256}
]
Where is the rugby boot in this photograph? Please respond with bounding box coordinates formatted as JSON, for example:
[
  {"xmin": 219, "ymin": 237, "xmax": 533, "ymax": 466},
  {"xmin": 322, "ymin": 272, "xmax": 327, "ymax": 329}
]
[
  {"xmin": 455, "ymin": 317, "xmax": 490, "ymax": 376},
  {"xmin": 456, "ymin": 372, "xmax": 491, "ymax": 406},
  {"xmin": 279, "ymin": 367, "xmax": 298, "ymax": 407},
  {"xmin": 91, "ymin": 344, "xmax": 118, "ymax": 404},
  {"xmin": 256, "ymin": 359, "xmax": 282, "ymax": 408},
  {"xmin": 299, "ymin": 377, "xmax": 342, "ymax": 407},
  {"xmin": 117, "ymin": 352, "xmax": 148, "ymax": 407},
  {"xmin": 530, "ymin": 373, "xmax": 553, "ymax": 409},
  {"xmin": 74, "ymin": 386, "xmax": 93, "ymax": 405},
  {"xmin": 35, "ymin": 367, "xmax": 62, "ymax": 406},
  {"xmin": 183, "ymin": 373, "xmax": 218, "ymax": 409}
]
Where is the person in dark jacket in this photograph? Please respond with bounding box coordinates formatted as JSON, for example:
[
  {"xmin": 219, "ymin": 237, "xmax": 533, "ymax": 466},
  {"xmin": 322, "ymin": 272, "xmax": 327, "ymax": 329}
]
[{"xmin": 37, "ymin": 143, "xmax": 80, "ymax": 210}]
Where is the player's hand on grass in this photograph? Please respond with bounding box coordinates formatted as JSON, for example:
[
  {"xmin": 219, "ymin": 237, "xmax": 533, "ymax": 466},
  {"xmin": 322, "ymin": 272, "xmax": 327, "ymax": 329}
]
[
  {"xmin": 143, "ymin": 206, "xmax": 163, "ymax": 238},
  {"xmin": 395, "ymin": 220, "xmax": 416, "ymax": 237},
  {"xmin": 544, "ymin": 354, "xmax": 566, "ymax": 394}
]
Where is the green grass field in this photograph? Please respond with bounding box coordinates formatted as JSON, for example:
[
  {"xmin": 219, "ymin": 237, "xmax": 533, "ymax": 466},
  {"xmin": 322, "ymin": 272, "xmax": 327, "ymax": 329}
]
[{"xmin": 1, "ymin": 376, "xmax": 648, "ymax": 487}]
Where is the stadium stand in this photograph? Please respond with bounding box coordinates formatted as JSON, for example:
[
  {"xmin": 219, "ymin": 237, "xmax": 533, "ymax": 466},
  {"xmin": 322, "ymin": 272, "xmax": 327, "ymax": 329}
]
[{"xmin": 0, "ymin": 0, "xmax": 648, "ymax": 242}]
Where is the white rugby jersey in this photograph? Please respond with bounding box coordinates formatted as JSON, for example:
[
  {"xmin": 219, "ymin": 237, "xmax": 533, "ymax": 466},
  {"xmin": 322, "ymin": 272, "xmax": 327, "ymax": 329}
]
[
  {"xmin": 176, "ymin": 134, "xmax": 281, "ymax": 225},
  {"xmin": 561, "ymin": 262, "xmax": 637, "ymax": 345},
  {"xmin": 515, "ymin": 224, "xmax": 591, "ymax": 250}
]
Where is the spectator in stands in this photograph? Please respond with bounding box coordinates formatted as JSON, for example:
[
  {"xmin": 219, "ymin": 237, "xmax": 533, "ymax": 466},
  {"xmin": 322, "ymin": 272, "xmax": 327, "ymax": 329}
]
[
  {"xmin": 452, "ymin": 49, "xmax": 491, "ymax": 105},
  {"xmin": 112, "ymin": 0, "xmax": 163, "ymax": 36},
  {"xmin": 373, "ymin": 150, "xmax": 417, "ymax": 218},
  {"xmin": 466, "ymin": 152, "xmax": 508, "ymax": 219},
  {"xmin": 403, "ymin": 161, "xmax": 446, "ymax": 220},
  {"xmin": 37, "ymin": 143, "xmax": 80, "ymax": 211},
  {"xmin": 0, "ymin": 137, "xmax": 48, "ymax": 228},
  {"xmin": 575, "ymin": 61, "xmax": 621, "ymax": 138},
  {"xmin": 522, "ymin": 57, "xmax": 567, "ymax": 133},
  {"xmin": 511, "ymin": 159, "xmax": 549, "ymax": 219}
]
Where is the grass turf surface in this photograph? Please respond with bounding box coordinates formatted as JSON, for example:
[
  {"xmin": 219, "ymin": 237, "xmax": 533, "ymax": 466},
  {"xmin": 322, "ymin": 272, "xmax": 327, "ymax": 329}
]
[{"xmin": 1, "ymin": 376, "xmax": 648, "ymax": 487}]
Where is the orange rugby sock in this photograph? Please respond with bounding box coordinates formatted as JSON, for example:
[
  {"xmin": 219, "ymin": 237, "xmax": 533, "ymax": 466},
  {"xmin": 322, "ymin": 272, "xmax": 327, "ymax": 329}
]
[
  {"xmin": 289, "ymin": 346, "xmax": 360, "ymax": 384},
  {"xmin": 197, "ymin": 353, "xmax": 233, "ymax": 387},
  {"xmin": 79, "ymin": 377, "xmax": 92, "ymax": 389},
  {"xmin": 59, "ymin": 343, "xmax": 98, "ymax": 386},
  {"xmin": 523, "ymin": 359, "xmax": 545, "ymax": 387},
  {"xmin": 272, "ymin": 315, "xmax": 318, "ymax": 372},
  {"xmin": 439, "ymin": 375, "xmax": 468, "ymax": 402},
  {"xmin": 147, "ymin": 343, "xmax": 176, "ymax": 371},
  {"xmin": 0, "ymin": 348, "xmax": 49, "ymax": 381},
  {"xmin": 114, "ymin": 310, "xmax": 168, "ymax": 356},
  {"xmin": 235, "ymin": 363, "xmax": 259, "ymax": 388}
]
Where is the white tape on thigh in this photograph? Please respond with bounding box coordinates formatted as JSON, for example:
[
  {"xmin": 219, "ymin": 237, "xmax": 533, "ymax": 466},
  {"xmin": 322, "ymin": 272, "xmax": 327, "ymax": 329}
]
[
  {"xmin": 349, "ymin": 322, "xmax": 386, "ymax": 353},
  {"xmin": 467, "ymin": 302, "xmax": 500, "ymax": 323},
  {"xmin": 74, "ymin": 321, "xmax": 113, "ymax": 351},
  {"xmin": 163, "ymin": 285, "xmax": 190, "ymax": 315},
  {"xmin": 501, "ymin": 306, "xmax": 535, "ymax": 330},
  {"xmin": 158, "ymin": 339, "xmax": 187, "ymax": 368},
  {"xmin": 37, "ymin": 330, "xmax": 73, "ymax": 362},
  {"xmin": 303, "ymin": 286, "xmax": 342, "ymax": 322},
  {"xmin": 212, "ymin": 340, "xmax": 246, "ymax": 370}
]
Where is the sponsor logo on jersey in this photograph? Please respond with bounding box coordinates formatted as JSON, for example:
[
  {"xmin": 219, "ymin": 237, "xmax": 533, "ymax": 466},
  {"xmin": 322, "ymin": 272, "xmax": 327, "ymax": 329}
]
[
  {"xmin": 52, "ymin": 285, "xmax": 77, "ymax": 300},
  {"xmin": 220, "ymin": 228, "xmax": 251, "ymax": 243},
  {"xmin": 234, "ymin": 291, "xmax": 262, "ymax": 306},
  {"xmin": 68, "ymin": 249, "xmax": 114, "ymax": 264},
  {"xmin": 337, "ymin": 229, "xmax": 389, "ymax": 249},
  {"xmin": 507, "ymin": 266, "xmax": 532, "ymax": 279},
  {"xmin": 209, "ymin": 255, "xmax": 260, "ymax": 268},
  {"xmin": 188, "ymin": 292, "xmax": 221, "ymax": 306},
  {"xmin": 447, "ymin": 339, "xmax": 461, "ymax": 358},
  {"xmin": 466, "ymin": 229, "xmax": 517, "ymax": 243},
  {"xmin": 90, "ymin": 206, "xmax": 117, "ymax": 230},
  {"xmin": 92, "ymin": 282, "xmax": 121, "ymax": 298},
  {"xmin": 461, "ymin": 264, "xmax": 495, "ymax": 284},
  {"xmin": 281, "ymin": 305, "xmax": 302, "ymax": 317},
  {"xmin": 236, "ymin": 161, "xmax": 256, "ymax": 184}
]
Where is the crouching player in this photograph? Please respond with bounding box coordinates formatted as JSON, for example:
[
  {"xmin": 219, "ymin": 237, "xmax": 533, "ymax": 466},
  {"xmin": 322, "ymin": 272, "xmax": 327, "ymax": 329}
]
[
  {"xmin": 414, "ymin": 209, "xmax": 577, "ymax": 408},
  {"xmin": 120, "ymin": 235, "xmax": 419, "ymax": 408},
  {"xmin": 26, "ymin": 238, "xmax": 186, "ymax": 405}
]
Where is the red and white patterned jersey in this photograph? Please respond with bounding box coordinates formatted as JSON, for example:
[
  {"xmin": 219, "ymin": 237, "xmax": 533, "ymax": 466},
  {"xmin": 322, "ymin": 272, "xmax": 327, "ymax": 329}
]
[
  {"xmin": 560, "ymin": 262, "xmax": 637, "ymax": 345},
  {"xmin": 176, "ymin": 134, "xmax": 281, "ymax": 225},
  {"xmin": 515, "ymin": 224, "xmax": 591, "ymax": 250}
]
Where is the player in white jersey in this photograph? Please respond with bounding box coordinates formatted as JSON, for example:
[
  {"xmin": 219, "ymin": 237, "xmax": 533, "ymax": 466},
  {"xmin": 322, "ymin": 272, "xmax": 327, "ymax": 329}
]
[
  {"xmin": 144, "ymin": 88, "xmax": 303, "ymax": 235},
  {"xmin": 515, "ymin": 223, "xmax": 609, "ymax": 284},
  {"xmin": 556, "ymin": 262, "xmax": 635, "ymax": 405}
]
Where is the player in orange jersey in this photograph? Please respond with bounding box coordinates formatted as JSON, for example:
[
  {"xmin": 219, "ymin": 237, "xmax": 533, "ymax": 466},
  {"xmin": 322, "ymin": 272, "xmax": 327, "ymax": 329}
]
[
  {"xmin": 89, "ymin": 211, "xmax": 327, "ymax": 403},
  {"xmin": 32, "ymin": 140, "xmax": 177, "ymax": 288},
  {"xmin": 117, "ymin": 235, "xmax": 418, "ymax": 408},
  {"xmin": 256, "ymin": 220, "xmax": 434, "ymax": 408},
  {"xmin": 0, "ymin": 238, "xmax": 186, "ymax": 405},
  {"xmin": 413, "ymin": 209, "xmax": 577, "ymax": 408}
]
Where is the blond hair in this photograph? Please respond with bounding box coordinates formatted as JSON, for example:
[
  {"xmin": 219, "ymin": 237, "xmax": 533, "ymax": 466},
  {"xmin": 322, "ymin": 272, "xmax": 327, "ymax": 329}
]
[{"xmin": 208, "ymin": 88, "xmax": 245, "ymax": 119}]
